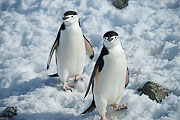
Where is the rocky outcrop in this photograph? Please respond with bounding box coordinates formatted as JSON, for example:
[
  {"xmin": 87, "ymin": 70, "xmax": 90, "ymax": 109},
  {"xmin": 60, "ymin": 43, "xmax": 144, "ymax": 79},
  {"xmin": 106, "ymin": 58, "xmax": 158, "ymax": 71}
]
[
  {"xmin": 112, "ymin": 0, "xmax": 129, "ymax": 9},
  {"xmin": 138, "ymin": 81, "xmax": 169, "ymax": 103},
  {"xmin": 0, "ymin": 106, "xmax": 17, "ymax": 118}
]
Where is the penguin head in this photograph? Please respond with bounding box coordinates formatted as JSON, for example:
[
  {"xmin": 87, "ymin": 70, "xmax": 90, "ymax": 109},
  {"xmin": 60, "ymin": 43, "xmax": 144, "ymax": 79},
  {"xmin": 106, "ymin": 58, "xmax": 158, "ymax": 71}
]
[
  {"xmin": 103, "ymin": 31, "xmax": 119, "ymax": 49},
  {"xmin": 62, "ymin": 11, "xmax": 79, "ymax": 25}
]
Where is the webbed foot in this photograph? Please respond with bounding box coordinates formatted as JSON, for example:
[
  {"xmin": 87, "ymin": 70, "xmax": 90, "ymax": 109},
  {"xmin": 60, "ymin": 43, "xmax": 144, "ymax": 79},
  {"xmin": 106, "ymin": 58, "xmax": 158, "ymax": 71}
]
[
  {"xmin": 112, "ymin": 103, "xmax": 127, "ymax": 111},
  {"xmin": 62, "ymin": 81, "xmax": 72, "ymax": 92}
]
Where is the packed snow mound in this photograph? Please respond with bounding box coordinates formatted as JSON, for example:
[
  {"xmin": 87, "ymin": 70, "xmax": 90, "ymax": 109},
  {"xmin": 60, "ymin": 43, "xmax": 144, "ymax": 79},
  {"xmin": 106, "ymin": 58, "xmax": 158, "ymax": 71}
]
[{"xmin": 0, "ymin": 0, "xmax": 180, "ymax": 120}]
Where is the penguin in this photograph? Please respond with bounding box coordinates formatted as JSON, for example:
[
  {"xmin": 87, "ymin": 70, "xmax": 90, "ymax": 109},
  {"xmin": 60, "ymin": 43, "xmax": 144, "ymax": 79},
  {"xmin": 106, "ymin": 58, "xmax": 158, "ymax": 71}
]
[
  {"xmin": 47, "ymin": 11, "xmax": 94, "ymax": 91},
  {"xmin": 82, "ymin": 31, "xmax": 129, "ymax": 120}
]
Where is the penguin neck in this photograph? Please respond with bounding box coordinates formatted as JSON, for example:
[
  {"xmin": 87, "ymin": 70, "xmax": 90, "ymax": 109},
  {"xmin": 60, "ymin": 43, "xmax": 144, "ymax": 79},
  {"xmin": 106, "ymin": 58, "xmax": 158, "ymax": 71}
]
[
  {"xmin": 105, "ymin": 40, "xmax": 123, "ymax": 51},
  {"xmin": 65, "ymin": 21, "xmax": 80, "ymax": 30}
]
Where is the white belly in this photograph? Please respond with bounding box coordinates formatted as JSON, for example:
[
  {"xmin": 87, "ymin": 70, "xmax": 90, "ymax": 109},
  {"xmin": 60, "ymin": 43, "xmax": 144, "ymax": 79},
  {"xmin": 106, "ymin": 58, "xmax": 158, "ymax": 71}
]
[
  {"xmin": 56, "ymin": 28, "xmax": 86, "ymax": 79},
  {"xmin": 94, "ymin": 49, "xmax": 127, "ymax": 105}
]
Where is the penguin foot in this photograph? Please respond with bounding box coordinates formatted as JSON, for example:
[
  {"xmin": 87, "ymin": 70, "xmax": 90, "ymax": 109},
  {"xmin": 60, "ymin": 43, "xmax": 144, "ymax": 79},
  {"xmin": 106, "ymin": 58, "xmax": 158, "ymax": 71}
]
[
  {"xmin": 101, "ymin": 115, "xmax": 109, "ymax": 120},
  {"xmin": 62, "ymin": 82, "xmax": 72, "ymax": 92},
  {"xmin": 112, "ymin": 104, "xmax": 127, "ymax": 111},
  {"xmin": 74, "ymin": 75, "xmax": 83, "ymax": 82}
]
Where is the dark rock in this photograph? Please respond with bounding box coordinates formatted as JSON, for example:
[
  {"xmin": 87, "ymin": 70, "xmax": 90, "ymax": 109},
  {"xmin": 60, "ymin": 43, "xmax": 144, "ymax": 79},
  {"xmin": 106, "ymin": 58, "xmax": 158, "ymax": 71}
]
[
  {"xmin": 112, "ymin": 0, "xmax": 129, "ymax": 9},
  {"xmin": 0, "ymin": 106, "xmax": 17, "ymax": 118},
  {"xmin": 138, "ymin": 81, "xmax": 169, "ymax": 103}
]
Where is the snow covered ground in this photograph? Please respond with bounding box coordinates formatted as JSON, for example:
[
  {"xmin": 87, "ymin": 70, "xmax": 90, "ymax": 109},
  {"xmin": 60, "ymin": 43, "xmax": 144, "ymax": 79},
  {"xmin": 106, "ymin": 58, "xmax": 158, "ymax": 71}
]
[{"xmin": 0, "ymin": 0, "xmax": 180, "ymax": 120}]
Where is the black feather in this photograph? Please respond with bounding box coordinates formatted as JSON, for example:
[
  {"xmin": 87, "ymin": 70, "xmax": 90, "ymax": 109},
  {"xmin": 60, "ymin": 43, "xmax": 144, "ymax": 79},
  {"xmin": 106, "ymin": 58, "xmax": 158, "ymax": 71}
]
[
  {"xmin": 48, "ymin": 73, "xmax": 59, "ymax": 77},
  {"xmin": 98, "ymin": 46, "xmax": 109, "ymax": 72},
  {"xmin": 82, "ymin": 96, "xmax": 96, "ymax": 114},
  {"xmin": 125, "ymin": 67, "xmax": 129, "ymax": 88},
  {"xmin": 103, "ymin": 31, "xmax": 118, "ymax": 38},
  {"xmin": 84, "ymin": 45, "xmax": 109, "ymax": 98},
  {"xmin": 60, "ymin": 22, "xmax": 65, "ymax": 30},
  {"xmin": 47, "ymin": 22, "xmax": 65, "ymax": 70},
  {"xmin": 64, "ymin": 11, "xmax": 77, "ymax": 16}
]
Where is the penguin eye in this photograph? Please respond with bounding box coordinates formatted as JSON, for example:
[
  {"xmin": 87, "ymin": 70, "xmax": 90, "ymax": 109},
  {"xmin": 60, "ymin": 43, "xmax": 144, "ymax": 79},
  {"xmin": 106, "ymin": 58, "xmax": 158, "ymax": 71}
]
[{"xmin": 71, "ymin": 16, "xmax": 73, "ymax": 18}]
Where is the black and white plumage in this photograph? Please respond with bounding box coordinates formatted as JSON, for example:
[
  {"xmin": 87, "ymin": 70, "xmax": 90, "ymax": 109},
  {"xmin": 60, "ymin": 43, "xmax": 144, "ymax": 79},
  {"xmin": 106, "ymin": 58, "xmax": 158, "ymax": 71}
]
[
  {"xmin": 83, "ymin": 31, "xmax": 129, "ymax": 120},
  {"xmin": 47, "ymin": 11, "xmax": 94, "ymax": 91}
]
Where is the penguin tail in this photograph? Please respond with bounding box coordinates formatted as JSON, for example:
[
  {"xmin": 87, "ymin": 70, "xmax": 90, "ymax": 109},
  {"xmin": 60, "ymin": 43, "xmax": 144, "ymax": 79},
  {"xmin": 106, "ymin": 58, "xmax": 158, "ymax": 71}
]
[
  {"xmin": 48, "ymin": 73, "xmax": 59, "ymax": 77},
  {"xmin": 81, "ymin": 98, "xmax": 96, "ymax": 114}
]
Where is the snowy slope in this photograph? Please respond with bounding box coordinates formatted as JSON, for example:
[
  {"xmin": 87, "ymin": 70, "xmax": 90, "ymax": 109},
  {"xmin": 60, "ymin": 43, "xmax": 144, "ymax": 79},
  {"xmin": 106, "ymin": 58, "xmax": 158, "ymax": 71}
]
[{"xmin": 0, "ymin": 0, "xmax": 180, "ymax": 120}]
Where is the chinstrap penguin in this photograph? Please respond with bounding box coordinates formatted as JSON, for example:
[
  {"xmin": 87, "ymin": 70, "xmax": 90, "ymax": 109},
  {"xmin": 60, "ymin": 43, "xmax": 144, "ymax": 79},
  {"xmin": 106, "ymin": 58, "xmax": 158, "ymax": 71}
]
[
  {"xmin": 82, "ymin": 31, "xmax": 129, "ymax": 120},
  {"xmin": 47, "ymin": 11, "xmax": 94, "ymax": 91}
]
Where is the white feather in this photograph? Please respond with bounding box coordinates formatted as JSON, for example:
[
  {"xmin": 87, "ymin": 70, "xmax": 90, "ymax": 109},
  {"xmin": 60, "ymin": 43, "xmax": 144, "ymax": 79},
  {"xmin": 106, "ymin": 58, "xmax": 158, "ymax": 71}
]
[
  {"xmin": 56, "ymin": 19, "xmax": 86, "ymax": 82},
  {"xmin": 94, "ymin": 40, "xmax": 127, "ymax": 116}
]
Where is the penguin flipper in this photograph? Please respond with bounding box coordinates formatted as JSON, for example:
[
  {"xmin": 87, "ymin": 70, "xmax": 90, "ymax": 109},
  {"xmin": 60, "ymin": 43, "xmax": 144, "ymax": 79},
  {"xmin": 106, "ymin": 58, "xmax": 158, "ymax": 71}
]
[
  {"xmin": 47, "ymin": 39, "xmax": 59, "ymax": 70},
  {"xmin": 84, "ymin": 65, "xmax": 98, "ymax": 98},
  {"xmin": 83, "ymin": 35, "xmax": 94, "ymax": 59},
  {"xmin": 84, "ymin": 46, "xmax": 109, "ymax": 98},
  {"xmin": 48, "ymin": 73, "xmax": 59, "ymax": 77},
  {"xmin": 82, "ymin": 97, "xmax": 96, "ymax": 114},
  {"xmin": 125, "ymin": 67, "xmax": 129, "ymax": 88},
  {"xmin": 47, "ymin": 23, "xmax": 63, "ymax": 70}
]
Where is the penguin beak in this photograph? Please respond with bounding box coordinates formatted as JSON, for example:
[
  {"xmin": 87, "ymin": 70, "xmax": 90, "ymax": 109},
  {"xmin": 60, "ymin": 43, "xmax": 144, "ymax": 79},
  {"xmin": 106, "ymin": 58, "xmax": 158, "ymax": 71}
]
[
  {"xmin": 107, "ymin": 37, "xmax": 113, "ymax": 42},
  {"xmin": 62, "ymin": 16, "xmax": 69, "ymax": 20}
]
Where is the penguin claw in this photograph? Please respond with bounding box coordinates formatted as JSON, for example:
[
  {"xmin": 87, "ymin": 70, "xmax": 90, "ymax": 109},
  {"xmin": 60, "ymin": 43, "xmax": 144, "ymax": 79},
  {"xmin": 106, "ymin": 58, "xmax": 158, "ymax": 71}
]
[
  {"xmin": 74, "ymin": 77, "xmax": 83, "ymax": 82},
  {"xmin": 74, "ymin": 75, "xmax": 83, "ymax": 82},
  {"xmin": 118, "ymin": 104, "xmax": 127, "ymax": 110},
  {"xmin": 112, "ymin": 104, "xmax": 127, "ymax": 111},
  {"xmin": 63, "ymin": 87, "xmax": 73, "ymax": 92},
  {"xmin": 66, "ymin": 88, "xmax": 73, "ymax": 92},
  {"xmin": 62, "ymin": 82, "xmax": 73, "ymax": 92}
]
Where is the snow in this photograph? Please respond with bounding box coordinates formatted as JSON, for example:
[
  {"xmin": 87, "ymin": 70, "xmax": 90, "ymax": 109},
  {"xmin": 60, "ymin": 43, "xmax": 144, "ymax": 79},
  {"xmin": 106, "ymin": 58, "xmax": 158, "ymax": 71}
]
[{"xmin": 0, "ymin": 0, "xmax": 180, "ymax": 120}]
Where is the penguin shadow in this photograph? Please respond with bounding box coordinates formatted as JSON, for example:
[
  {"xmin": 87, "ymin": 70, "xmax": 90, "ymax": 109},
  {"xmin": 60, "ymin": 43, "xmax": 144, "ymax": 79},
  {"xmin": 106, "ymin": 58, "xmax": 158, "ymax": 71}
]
[
  {"xmin": 78, "ymin": 106, "xmax": 128, "ymax": 120},
  {"xmin": 44, "ymin": 77, "xmax": 75, "ymax": 92},
  {"xmin": 45, "ymin": 77, "xmax": 87, "ymax": 92},
  {"xmin": 45, "ymin": 77, "xmax": 61, "ymax": 88},
  {"xmin": 75, "ymin": 110, "xmax": 100, "ymax": 120},
  {"xmin": 13, "ymin": 111, "xmax": 77, "ymax": 120},
  {"xmin": 13, "ymin": 110, "xmax": 102, "ymax": 120},
  {"xmin": 0, "ymin": 77, "xmax": 61, "ymax": 100}
]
